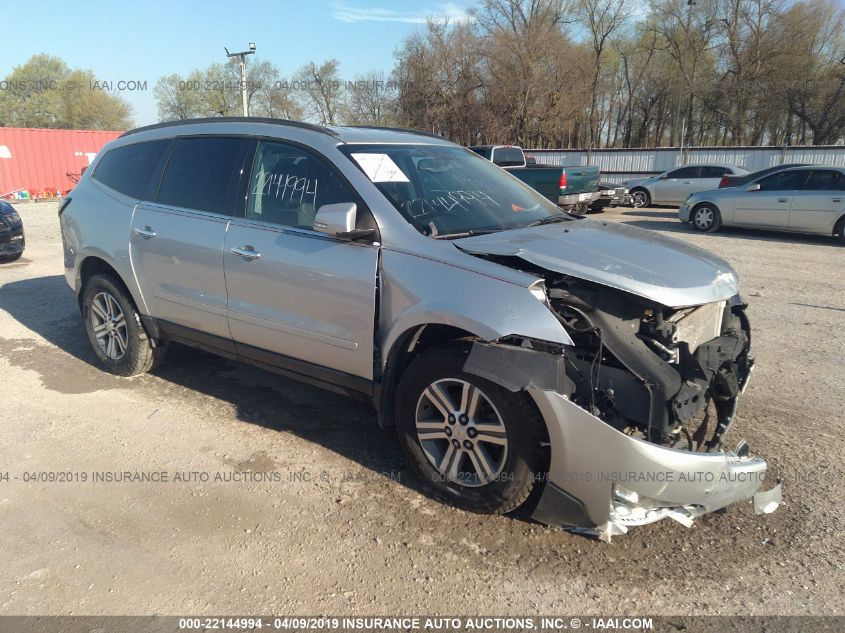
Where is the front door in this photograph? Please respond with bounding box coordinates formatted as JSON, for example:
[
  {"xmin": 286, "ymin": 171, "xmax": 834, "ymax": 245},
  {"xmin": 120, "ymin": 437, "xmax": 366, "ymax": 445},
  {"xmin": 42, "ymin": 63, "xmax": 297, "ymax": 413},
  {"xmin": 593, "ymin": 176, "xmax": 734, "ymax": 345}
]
[
  {"xmin": 733, "ymin": 169, "xmax": 809, "ymax": 228},
  {"xmin": 223, "ymin": 139, "xmax": 379, "ymax": 383}
]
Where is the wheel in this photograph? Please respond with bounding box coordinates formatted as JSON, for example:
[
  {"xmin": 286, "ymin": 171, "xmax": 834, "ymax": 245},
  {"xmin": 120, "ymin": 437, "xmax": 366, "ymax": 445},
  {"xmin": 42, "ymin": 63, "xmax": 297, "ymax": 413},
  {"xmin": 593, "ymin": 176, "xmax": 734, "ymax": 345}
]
[
  {"xmin": 0, "ymin": 251, "xmax": 23, "ymax": 262},
  {"xmin": 630, "ymin": 188, "xmax": 650, "ymax": 208},
  {"xmin": 691, "ymin": 203, "xmax": 722, "ymax": 232},
  {"xmin": 835, "ymin": 217, "xmax": 845, "ymax": 245},
  {"xmin": 81, "ymin": 273, "xmax": 164, "ymax": 376},
  {"xmin": 395, "ymin": 343, "xmax": 548, "ymax": 515}
]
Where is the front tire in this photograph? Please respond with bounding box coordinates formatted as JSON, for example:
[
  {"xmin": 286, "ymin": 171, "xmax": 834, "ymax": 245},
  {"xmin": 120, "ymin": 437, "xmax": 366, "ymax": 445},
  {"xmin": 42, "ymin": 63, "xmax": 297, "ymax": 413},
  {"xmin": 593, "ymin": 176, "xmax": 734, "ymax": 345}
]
[
  {"xmin": 0, "ymin": 251, "xmax": 23, "ymax": 262},
  {"xmin": 396, "ymin": 343, "xmax": 548, "ymax": 515},
  {"xmin": 630, "ymin": 188, "xmax": 650, "ymax": 208},
  {"xmin": 81, "ymin": 274, "xmax": 164, "ymax": 376},
  {"xmin": 691, "ymin": 203, "xmax": 722, "ymax": 232}
]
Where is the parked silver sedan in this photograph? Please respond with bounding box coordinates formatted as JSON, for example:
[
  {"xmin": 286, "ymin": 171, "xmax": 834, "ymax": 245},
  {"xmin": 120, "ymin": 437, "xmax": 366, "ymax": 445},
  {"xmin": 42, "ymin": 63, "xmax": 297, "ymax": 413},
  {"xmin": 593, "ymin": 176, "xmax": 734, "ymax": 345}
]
[
  {"xmin": 679, "ymin": 166, "xmax": 845, "ymax": 243},
  {"xmin": 627, "ymin": 164, "xmax": 748, "ymax": 208}
]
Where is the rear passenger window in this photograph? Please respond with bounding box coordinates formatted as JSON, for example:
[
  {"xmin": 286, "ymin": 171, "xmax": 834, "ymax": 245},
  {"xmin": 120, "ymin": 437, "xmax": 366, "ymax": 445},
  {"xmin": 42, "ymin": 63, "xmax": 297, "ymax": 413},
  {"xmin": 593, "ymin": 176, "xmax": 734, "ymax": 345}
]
[
  {"xmin": 93, "ymin": 140, "xmax": 169, "ymax": 199},
  {"xmin": 701, "ymin": 166, "xmax": 728, "ymax": 178},
  {"xmin": 246, "ymin": 140, "xmax": 356, "ymax": 229},
  {"xmin": 803, "ymin": 170, "xmax": 841, "ymax": 190},
  {"xmin": 158, "ymin": 137, "xmax": 245, "ymax": 214}
]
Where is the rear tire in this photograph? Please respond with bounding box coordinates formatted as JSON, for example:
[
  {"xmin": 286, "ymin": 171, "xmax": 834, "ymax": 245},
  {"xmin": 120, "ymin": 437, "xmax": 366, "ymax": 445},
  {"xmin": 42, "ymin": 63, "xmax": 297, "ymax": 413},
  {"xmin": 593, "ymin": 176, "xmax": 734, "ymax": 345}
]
[
  {"xmin": 0, "ymin": 252, "xmax": 23, "ymax": 262},
  {"xmin": 691, "ymin": 203, "xmax": 722, "ymax": 232},
  {"xmin": 630, "ymin": 188, "xmax": 650, "ymax": 208},
  {"xmin": 81, "ymin": 274, "xmax": 164, "ymax": 376},
  {"xmin": 395, "ymin": 342, "xmax": 548, "ymax": 515},
  {"xmin": 835, "ymin": 217, "xmax": 845, "ymax": 245}
]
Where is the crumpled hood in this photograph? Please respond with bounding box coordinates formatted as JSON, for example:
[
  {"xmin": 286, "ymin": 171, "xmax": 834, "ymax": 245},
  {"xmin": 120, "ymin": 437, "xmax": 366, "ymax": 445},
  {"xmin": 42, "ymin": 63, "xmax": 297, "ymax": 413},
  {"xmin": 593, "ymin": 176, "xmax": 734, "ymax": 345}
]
[{"xmin": 455, "ymin": 219, "xmax": 739, "ymax": 307}]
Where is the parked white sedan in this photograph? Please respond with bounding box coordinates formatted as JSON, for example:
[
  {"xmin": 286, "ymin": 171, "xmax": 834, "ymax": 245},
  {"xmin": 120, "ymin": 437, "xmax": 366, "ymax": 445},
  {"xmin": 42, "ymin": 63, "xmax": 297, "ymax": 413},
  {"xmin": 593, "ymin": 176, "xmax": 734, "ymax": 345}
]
[
  {"xmin": 627, "ymin": 164, "xmax": 748, "ymax": 207},
  {"xmin": 678, "ymin": 166, "xmax": 845, "ymax": 243}
]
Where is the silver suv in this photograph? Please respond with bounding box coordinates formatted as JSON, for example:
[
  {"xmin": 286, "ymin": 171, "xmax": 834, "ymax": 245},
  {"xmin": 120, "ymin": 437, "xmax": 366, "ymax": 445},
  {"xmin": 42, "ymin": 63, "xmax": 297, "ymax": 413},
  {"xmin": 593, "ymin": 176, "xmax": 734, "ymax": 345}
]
[{"xmin": 60, "ymin": 118, "xmax": 780, "ymax": 541}]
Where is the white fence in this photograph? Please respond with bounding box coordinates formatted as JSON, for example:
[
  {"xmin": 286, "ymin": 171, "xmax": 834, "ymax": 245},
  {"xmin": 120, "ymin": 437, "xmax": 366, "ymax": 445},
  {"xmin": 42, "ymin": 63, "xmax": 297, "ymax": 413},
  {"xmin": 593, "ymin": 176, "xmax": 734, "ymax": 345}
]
[{"xmin": 524, "ymin": 146, "xmax": 845, "ymax": 184}]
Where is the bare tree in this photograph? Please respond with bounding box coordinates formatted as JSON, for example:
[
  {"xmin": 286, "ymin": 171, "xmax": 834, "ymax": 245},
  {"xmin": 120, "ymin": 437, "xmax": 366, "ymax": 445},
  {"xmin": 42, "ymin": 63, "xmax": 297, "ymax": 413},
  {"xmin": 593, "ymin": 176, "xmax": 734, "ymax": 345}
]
[
  {"xmin": 576, "ymin": 0, "xmax": 631, "ymax": 148},
  {"xmin": 293, "ymin": 60, "xmax": 344, "ymax": 125},
  {"xmin": 346, "ymin": 70, "xmax": 398, "ymax": 125}
]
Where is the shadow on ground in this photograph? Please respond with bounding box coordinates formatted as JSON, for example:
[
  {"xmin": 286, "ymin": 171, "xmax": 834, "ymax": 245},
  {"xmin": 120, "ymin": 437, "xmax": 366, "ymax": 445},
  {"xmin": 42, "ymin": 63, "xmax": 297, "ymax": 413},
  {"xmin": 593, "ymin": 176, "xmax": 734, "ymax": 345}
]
[{"xmin": 0, "ymin": 274, "xmax": 523, "ymax": 518}]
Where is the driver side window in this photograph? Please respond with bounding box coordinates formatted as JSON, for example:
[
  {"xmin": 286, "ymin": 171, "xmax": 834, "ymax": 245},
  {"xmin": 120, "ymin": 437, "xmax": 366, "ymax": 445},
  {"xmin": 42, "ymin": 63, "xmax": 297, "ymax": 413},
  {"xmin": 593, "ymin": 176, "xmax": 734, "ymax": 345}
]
[
  {"xmin": 757, "ymin": 170, "xmax": 808, "ymax": 191},
  {"xmin": 246, "ymin": 141, "xmax": 356, "ymax": 229}
]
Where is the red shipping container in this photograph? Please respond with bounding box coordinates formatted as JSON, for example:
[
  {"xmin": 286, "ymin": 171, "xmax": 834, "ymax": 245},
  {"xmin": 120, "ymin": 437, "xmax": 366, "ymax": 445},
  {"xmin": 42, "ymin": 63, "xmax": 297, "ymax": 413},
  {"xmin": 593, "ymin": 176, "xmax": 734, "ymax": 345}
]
[{"xmin": 0, "ymin": 127, "xmax": 122, "ymax": 198}]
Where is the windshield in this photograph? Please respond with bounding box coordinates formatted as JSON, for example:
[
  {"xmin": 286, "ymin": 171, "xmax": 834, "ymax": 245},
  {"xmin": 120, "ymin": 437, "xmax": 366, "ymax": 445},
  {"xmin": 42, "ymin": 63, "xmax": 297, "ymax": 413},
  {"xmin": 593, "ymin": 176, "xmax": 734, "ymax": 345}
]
[{"xmin": 340, "ymin": 144, "xmax": 565, "ymax": 238}]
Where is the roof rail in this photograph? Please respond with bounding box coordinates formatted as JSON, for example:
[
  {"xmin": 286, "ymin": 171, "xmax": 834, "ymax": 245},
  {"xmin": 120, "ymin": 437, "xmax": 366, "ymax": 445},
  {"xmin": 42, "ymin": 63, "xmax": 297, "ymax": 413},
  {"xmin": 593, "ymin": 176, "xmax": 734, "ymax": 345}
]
[
  {"xmin": 344, "ymin": 125, "xmax": 445, "ymax": 140},
  {"xmin": 120, "ymin": 117, "xmax": 339, "ymax": 138}
]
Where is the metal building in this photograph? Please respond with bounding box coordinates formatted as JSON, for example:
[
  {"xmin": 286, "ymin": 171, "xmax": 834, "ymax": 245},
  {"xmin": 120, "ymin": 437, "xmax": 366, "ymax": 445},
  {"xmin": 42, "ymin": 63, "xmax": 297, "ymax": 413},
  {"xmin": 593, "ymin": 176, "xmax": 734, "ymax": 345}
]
[
  {"xmin": 525, "ymin": 145, "xmax": 845, "ymax": 184},
  {"xmin": 0, "ymin": 127, "xmax": 122, "ymax": 198}
]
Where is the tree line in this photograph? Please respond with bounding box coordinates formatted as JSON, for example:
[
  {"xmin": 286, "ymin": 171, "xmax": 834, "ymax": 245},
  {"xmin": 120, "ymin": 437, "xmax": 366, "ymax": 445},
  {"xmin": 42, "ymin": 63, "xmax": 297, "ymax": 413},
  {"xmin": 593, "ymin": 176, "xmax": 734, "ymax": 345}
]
[
  {"xmin": 394, "ymin": 0, "xmax": 845, "ymax": 147},
  {"xmin": 3, "ymin": 0, "xmax": 843, "ymax": 147}
]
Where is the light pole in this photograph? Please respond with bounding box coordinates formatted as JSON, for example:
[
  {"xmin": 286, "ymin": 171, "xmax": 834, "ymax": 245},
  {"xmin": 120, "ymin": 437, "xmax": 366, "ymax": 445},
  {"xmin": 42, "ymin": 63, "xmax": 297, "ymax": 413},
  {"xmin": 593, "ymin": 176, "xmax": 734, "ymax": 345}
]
[
  {"xmin": 225, "ymin": 43, "xmax": 256, "ymax": 116},
  {"xmin": 677, "ymin": 0, "xmax": 695, "ymax": 163}
]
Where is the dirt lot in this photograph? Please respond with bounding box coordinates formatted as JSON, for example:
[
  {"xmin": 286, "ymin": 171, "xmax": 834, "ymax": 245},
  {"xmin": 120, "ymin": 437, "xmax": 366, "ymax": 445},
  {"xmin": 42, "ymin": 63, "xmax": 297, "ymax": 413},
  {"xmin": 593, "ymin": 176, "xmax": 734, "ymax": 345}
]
[{"xmin": 1, "ymin": 201, "xmax": 843, "ymax": 616}]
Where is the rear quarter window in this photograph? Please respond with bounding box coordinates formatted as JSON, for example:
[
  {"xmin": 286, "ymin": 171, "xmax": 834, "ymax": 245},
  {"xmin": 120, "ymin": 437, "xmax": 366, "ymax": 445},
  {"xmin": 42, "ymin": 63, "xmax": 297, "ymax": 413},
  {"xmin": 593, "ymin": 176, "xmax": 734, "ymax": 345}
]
[{"xmin": 92, "ymin": 140, "xmax": 170, "ymax": 199}]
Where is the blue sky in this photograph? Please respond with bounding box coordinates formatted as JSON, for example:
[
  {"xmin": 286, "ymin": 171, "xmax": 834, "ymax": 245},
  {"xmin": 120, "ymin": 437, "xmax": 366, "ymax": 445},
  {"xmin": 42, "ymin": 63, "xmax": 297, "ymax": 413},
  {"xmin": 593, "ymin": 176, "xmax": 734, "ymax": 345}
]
[{"xmin": 0, "ymin": 0, "xmax": 473, "ymax": 126}]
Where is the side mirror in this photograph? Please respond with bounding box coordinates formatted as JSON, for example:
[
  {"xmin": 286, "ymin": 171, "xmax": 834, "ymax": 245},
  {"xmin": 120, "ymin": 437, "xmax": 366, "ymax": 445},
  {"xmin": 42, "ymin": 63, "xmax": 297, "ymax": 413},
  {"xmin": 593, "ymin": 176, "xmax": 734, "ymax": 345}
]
[
  {"xmin": 660, "ymin": 174, "xmax": 669, "ymax": 180},
  {"xmin": 313, "ymin": 202, "xmax": 357, "ymax": 236},
  {"xmin": 746, "ymin": 183, "xmax": 761, "ymax": 192}
]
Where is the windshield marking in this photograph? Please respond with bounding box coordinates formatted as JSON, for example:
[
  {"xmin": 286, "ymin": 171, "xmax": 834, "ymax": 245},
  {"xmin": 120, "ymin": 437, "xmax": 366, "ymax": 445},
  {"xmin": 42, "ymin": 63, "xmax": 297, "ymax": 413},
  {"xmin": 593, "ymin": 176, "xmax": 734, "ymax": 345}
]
[{"xmin": 402, "ymin": 190, "xmax": 499, "ymax": 218}]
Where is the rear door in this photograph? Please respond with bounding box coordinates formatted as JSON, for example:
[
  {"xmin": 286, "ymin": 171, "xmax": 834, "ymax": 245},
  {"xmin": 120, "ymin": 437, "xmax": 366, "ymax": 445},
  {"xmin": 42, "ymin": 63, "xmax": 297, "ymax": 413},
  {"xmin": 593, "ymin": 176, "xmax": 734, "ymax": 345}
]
[
  {"xmin": 130, "ymin": 136, "xmax": 249, "ymax": 344},
  {"xmin": 789, "ymin": 170, "xmax": 845, "ymax": 233},
  {"xmin": 652, "ymin": 166, "xmax": 700, "ymax": 204},
  {"xmin": 699, "ymin": 165, "xmax": 730, "ymax": 193},
  {"xmin": 733, "ymin": 169, "xmax": 809, "ymax": 228},
  {"xmin": 223, "ymin": 139, "xmax": 379, "ymax": 385}
]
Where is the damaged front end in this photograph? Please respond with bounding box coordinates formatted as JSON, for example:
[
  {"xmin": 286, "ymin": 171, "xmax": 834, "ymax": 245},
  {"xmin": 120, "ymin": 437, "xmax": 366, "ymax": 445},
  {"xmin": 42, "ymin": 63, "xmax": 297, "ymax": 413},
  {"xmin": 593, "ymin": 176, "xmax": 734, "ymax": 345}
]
[{"xmin": 462, "ymin": 272, "xmax": 781, "ymax": 541}]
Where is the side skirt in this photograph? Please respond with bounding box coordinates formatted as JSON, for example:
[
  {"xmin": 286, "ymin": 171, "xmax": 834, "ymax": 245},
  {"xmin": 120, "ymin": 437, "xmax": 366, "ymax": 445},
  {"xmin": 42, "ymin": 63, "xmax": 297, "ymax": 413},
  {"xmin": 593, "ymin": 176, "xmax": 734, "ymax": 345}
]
[{"xmin": 146, "ymin": 317, "xmax": 374, "ymax": 402}]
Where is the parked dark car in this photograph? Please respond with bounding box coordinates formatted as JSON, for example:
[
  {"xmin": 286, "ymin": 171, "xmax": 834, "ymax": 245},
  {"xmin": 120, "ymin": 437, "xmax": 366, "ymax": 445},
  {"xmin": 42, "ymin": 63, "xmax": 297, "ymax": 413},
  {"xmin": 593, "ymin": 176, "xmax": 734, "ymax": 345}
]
[
  {"xmin": 0, "ymin": 200, "xmax": 24, "ymax": 261},
  {"xmin": 718, "ymin": 163, "xmax": 809, "ymax": 188},
  {"xmin": 589, "ymin": 183, "xmax": 632, "ymax": 213}
]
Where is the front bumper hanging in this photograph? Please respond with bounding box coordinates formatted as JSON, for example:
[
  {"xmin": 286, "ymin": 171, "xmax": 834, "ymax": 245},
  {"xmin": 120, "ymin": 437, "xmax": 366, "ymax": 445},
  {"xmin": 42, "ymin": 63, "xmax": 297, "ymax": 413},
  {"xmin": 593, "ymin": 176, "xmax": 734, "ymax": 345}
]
[{"xmin": 463, "ymin": 341, "xmax": 782, "ymax": 542}]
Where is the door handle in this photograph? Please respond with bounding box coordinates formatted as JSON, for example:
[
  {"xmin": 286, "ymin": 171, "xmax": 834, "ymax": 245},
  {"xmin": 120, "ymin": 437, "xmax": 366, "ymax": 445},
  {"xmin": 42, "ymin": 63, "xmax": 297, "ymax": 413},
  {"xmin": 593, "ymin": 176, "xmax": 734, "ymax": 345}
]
[
  {"xmin": 132, "ymin": 226, "xmax": 156, "ymax": 239},
  {"xmin": 684, "ymin": 181, "xmax": 694, "ymax": 184},
  {"xmin": 229, "ymin": 246, "xmax": 261, "ymax": 260},
  {"xmin": 833, "ymin": 198, "xmax": 842, "ymax": 203},
  {"xmin": 777, "ymin": 198, "xmax": 789, "ymax": 203}
]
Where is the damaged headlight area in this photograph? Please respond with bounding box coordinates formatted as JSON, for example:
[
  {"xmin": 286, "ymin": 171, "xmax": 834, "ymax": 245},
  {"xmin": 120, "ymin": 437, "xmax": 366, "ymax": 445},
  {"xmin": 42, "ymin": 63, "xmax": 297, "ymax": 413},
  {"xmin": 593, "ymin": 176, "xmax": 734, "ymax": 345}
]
[
  {"xmin": 462, "ymin": 261, "xmax": 781, "ymax": 541},
  {"xmin": 546, "ymin": 278, "xmax": 754, "ymax": 454}
]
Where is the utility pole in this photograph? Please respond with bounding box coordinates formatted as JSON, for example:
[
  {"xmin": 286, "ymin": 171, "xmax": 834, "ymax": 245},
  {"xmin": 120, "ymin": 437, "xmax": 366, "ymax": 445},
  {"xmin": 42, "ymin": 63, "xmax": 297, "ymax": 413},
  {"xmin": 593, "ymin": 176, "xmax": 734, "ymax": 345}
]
[
  {"xmin": 225, "ymin": 43, "xmax": 256, "ymax": 116},
  {"xmin": 675, "ymin": 0, "xmax": 695, "ymax": 164}
]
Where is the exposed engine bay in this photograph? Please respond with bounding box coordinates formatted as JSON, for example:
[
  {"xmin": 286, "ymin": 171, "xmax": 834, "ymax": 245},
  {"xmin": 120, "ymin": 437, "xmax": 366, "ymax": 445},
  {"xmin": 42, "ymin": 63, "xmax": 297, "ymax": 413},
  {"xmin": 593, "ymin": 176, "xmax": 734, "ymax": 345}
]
[
  {"xmin": 546, "ymin": 276, "xmax": 754, "ymax": 453},
  {"xmin": 471, "ymin": 251, "xmax": 755, "ymax": 453}
]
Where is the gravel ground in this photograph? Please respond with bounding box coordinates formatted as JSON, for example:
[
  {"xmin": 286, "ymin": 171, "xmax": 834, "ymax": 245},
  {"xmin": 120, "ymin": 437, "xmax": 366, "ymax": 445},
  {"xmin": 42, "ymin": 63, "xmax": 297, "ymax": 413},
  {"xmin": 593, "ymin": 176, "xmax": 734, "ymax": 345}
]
[{"xmin": 0, "ymin": 201, "xmax": 843, "ymax": 616}]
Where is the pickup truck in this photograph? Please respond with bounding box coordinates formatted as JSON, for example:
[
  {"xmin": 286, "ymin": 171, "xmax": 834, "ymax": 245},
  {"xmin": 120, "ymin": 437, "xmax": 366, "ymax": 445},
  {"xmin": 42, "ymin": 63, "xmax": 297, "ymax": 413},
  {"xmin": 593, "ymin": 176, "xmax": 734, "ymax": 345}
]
[{"xmin": 469, "ymin": 145, "xmax": 600, "ymax": 211}]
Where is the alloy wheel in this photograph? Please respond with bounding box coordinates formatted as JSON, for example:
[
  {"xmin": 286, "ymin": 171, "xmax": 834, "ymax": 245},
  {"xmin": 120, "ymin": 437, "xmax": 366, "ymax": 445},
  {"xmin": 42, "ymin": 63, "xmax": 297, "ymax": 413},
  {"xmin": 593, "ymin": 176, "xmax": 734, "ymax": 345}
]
[
  {"xmin": 90, "ymin": 291, "xmax": 128, "ymax": 360},
  {"xmin": 632, "ymin": 190, "xmax": 649, "ymax": 208},
  {"xmin": 415, "ymin": 379, "xmax": 508, "ymax": 487}
]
